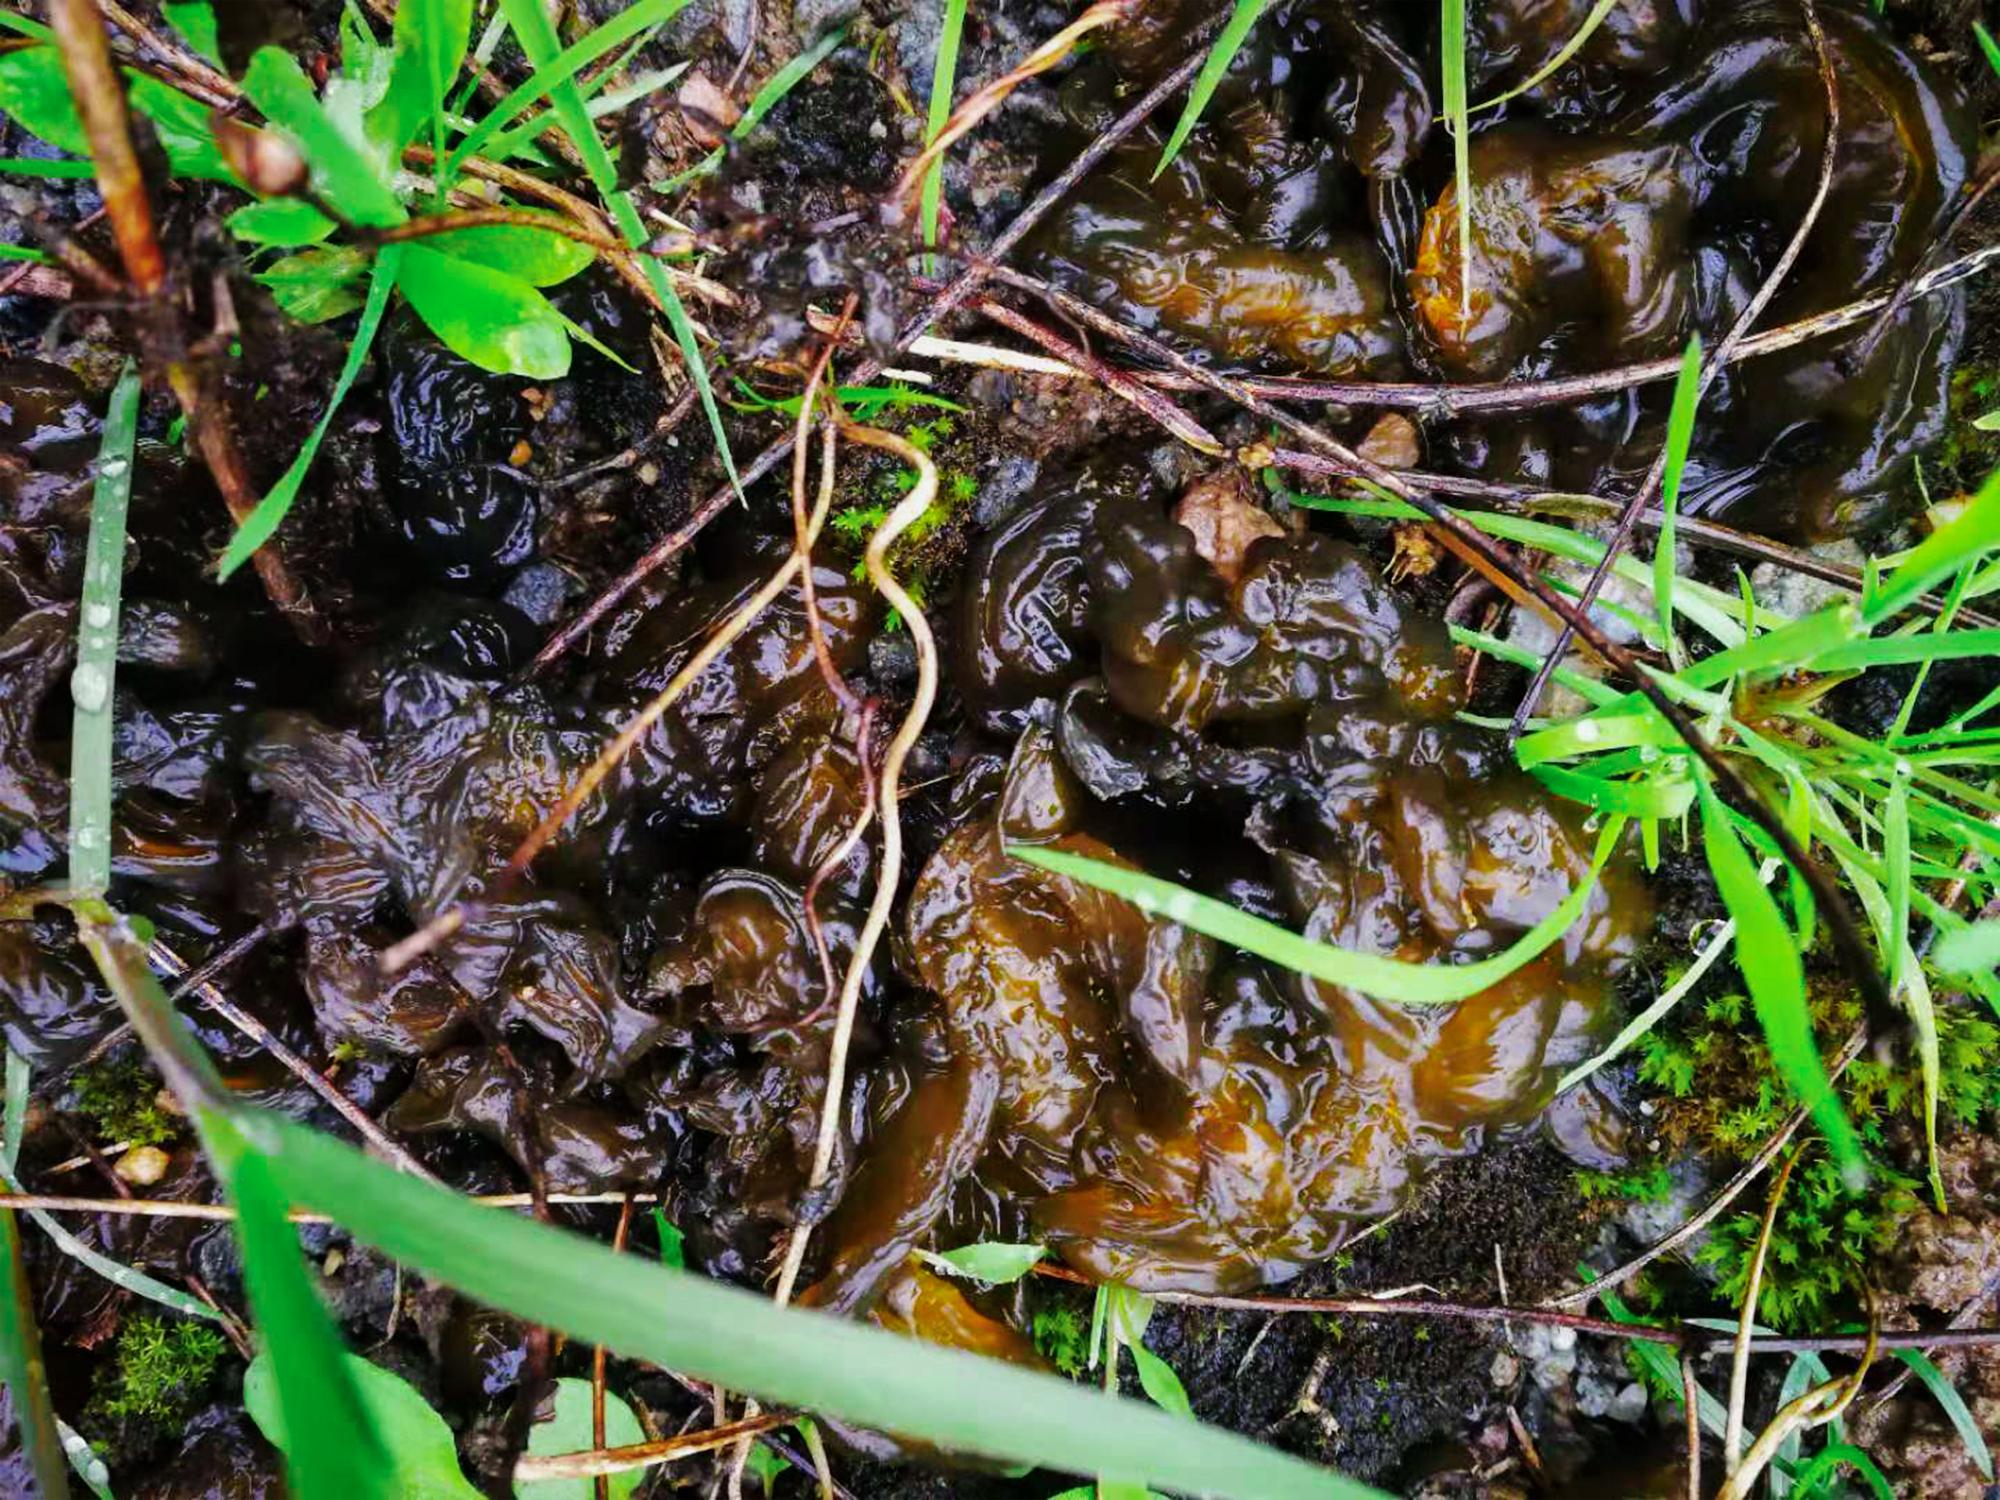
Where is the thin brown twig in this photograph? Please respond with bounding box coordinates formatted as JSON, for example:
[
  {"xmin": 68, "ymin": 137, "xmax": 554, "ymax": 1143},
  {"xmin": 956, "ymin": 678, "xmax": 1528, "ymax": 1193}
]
[
  {"xmin": 1725, "ymin": 1149, "xmax": 1802, "ymax": 1474},
  {"xmin": 98, "ymin": 0, "xmax": 235, "ymax": 106},
  {"xmin": 1681, "ymin": 1355, "xmax": 1702, "ymax": 1499},
  {"xmin": 146, "ymin": 939, "xmax": 435, "ymax": 1180},
  {"xmin": 1511, "ymin": 0, "xmax": 1840, "ymax": 735},
  {"xmin": 513, "ymin": 1412, "xmax": 790, "ymax": 1484},
  {"xmin": 523, "ymin": 39, "xmax": 1216, "ymax": 676},
  {"xmin": 77, "ymin": 918, "xmax": 277, "ymax": 1068}
]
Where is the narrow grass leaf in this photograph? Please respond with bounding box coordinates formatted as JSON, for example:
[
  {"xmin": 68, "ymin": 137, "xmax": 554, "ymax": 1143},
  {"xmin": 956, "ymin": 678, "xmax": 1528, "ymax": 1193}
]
[
  {"xmin": 1892, "ymin": 1349, "xmax": 1993, "ymax": 1480},
  {"xmin": 921, "ymin": 0, "xmax": 970, "ymax": 249},
  {"xmin": 220, "ymin": 245, "xmax": 401, "ymax": 579},
  {"xmin": 1654, "ymin": 335, "xmax": 1701, "ymax": 660},
  {"xmin": 257, "ymin": 246, "xmax": 370, "ymax": 324},
  {"xmin": 1884, "ymin": 771, "xmax": 1912, "ymax": 1000},
  {"xmin": 445, "ymin": 0, "xmax": 689, "ymax": 180},
  {"xmin": 1154, "ymin": 0, "xmax": 1267, "ymax": 177},
  {"xmin": 0, "ymin": 11, "xmax": 52, "ymax": 40},
  {"xmin": 245, "ymin": 1109, "xmax": 1379, "ymax": 1500},
  {"xmin": 1465, "ymin": 0, "xmax": 1618, "ymax": 113},
  {"xmin": 1977, "ymin": 20, "xmax": 2000, "ymax": 77},
  {"xmin": 218, "ymin": 1130, "xmax": 390, "ymax": 1500},
  {"xmin": 1530, "ymin": 763, "xmax": 1693, "ymax": 819},
  {"xmin": 1695, "ymin": 782, "xmax": 1865, "ymax": 1186},
  {"xmin": 1806, "ymin": 627, "xmax": 2000, "ymax": 672},
  {"xmin": 734, "ymin": 24, "xmax": 848, "ymax": 139},
  {"xmin": 1558, "ymin": 895, "xmax": 1742, "ymax": 1092},
  {"xmin": 1441, "ymin": 0, "xmax": 1472, "ymax": 319},
  {"xmin": 66, "ymin": 360, "xmax": 140, "ymax": 900},
  {"xmin": 397, "ymin": 243, "xmax": 571, "ymax": 378},
  {"xmin": 1790, "ymin": 1444, "xmax": 1893, "ymax": 1499},
  {"xmin": 245, "ymin": 1351, "xmax": 480, "ymax": 1497},
  {"xmin": 58, "ymin": 1417, "xmax": 114, "ymax": 1498},
  {"xmin": 1009, "ymin": 824, "xmax": 1619, "ymax": 1006},
  {"xmin": 242, "ymin": 47, "xmax": 406, "ymax": 226},
  {"xmin": 1862, "ymin": 464, "xmax": 2000, "ymax": 625},
  {"xmin": 0, "ymin": 1056, "xmax": 67, "ymax": 1497},
  {"xmin": 0, "ymin": 157, "xmax": 95, "ymax": 178},
  {"xmin": 497, "ymin": 0, "xmax": 741, "ymax": 502}
]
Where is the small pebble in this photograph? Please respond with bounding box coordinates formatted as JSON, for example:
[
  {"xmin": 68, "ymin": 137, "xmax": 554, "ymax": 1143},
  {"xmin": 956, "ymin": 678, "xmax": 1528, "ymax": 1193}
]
[{"xmin": 113, "ymin": 1144, "xmax": 170, "ymax": 1187}]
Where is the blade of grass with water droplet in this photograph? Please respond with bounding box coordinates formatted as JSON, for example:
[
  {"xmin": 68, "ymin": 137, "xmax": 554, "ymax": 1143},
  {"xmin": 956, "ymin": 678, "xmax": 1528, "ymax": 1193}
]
[
  {"xmin": 1008, "ymin": 823, "xmax": 1620, "ymax": 1006},
  {"xmin": 1696, "ymin": 781, "xmax": 1865, "ymax": 1187},
  {"xmin": 1154, "ymin": 0, "xmax": 1268, "ymax": 178},
  {"xmin": 66, "ymin": 359, "xmax": 140, "ymax": 899}
]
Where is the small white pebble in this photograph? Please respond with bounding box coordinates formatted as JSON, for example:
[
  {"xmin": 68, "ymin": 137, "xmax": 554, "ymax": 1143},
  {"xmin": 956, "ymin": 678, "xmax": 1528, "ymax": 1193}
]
[{"xmin": 113, "ymin": 1144, "xmax": 170, "ymax": 1187}]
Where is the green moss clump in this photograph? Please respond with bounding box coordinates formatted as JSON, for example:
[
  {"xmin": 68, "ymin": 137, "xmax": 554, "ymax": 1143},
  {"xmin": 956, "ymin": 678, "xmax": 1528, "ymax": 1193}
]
[
  {"xmin": 827, "ymin": 409, "xmax": 984, "ymax": 630},
  {"xmin": 70, "ymin": 1058, "xmax": 182, "ymax": 1147},
  {"xmin": 1637, "ymin": 986, "xmax": 2000, "ymax": 1329},
  {"xmin": 1032, "ymin": 1299, "xmax": 1090, "ymax": 1378},
  {"xmin": 86, "ymin": 1313, "xmax": 228, "ymax": 1433}
]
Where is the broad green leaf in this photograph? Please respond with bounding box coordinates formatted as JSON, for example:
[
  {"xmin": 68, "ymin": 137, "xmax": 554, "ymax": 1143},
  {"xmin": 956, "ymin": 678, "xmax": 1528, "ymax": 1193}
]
[
  {"xmin": 919, "ymin": 1241, "xmax": 1046, "ymax": 1284},
  {"xmin": 1465, "ymin": 0, "xmax": 1619, "ymax": 113},
  {"xmin": 424, "ymin": 223, "xmax": 595, "ymax": 286},
  {"xmin": 378, "ymin": 0, "xmax": 474, "ymax": 162},
  {"xmin": 1695, "ymin": 782, "xmax": 1865, "ymax": 1186},
  {"xmin": 1119, "ymin": 1295, "xmax": 1191, "ymax": 1421},
  {"xmin": 161, "ymin": 3, "xmax": 221, "ymax": 64},
  {"xmin": 517, "ymin": 1377, "xmax": 645, "ymax": 1500},
  {"xmin": 651, "ymin": 1209, "xmax": 685, "ymax": 1269},
  {"xmin": 1008, "ymin": 823, "xmax": 1620, "ymax": 1006},
  {"xmin": 67, "ymin": 359, "xmax": 141, "ymax": 899},
  {"xmin": 397, "ymin": 243, "xmax": 571, "ymax": 378},
  {"xmin": 257, "ymin": 246, "xmax": 370, "ymax": 324},
  {"xmin": 244, "ymin": 1108, "xmax": 1378, "ymax": 1499},
  {"xmin": 242, "ymin": 46, "xmax": 406, "ymax": 226},
  {"xmin": 1154, "ymin": 0, "xmax": 1267, "ymax": 176},
  {"xmin": 1934, "ymin": 919, "xmax": 2000, "ymax": 976},
  {"xmin": 496, "ymin": 0, "xmax": 739, "ymax": 500},
  {"xmin": 921, "ymin": 0, "xmax": 970, "ymax": 250},
  {"xmin": 245, "ymin": 1349, "xmax": 477, "ymax": 1499},
  {"xmin": 0, "ymin": 47, "xmax": 89, "ymax": 155},
  {"xmin": 1790, "ymin": 1444, "xmax": 1893, "ymax": 1500},
  {"xmin": 445, "ymin": 0, "xmax": 691, "ymax": 180},
  {"xmin": 220, "ymin": 246, "xmax": 401, "ymax": 579},
  {"xmin": 1654, "ymin": 335, "xmax": 1702, "ymax": 660},
  {"xmin": 1891, "ymin": 1349, "xmax": 1993, "ymax": 1481},
  {"xmin": 227, "ymin": 199, "xmax": 339, "ymax": 247},
  {"xmin": 219, "ymin": 1126, "xmax": 391, "ymax": 1500}
]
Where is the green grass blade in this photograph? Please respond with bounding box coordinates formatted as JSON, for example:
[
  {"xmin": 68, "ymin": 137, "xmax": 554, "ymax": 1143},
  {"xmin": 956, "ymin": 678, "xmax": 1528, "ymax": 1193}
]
[
  {"xmin": 1805, "ymin": 627, "xmax": 2000, "ymax": 672},
  {"xmin": 1862, "ymin": 464, "xmax": 2000, "ymax": 625},
  {"xmin": 239, "ymin": 1108, "xmax": 1376, "ymax": 1500},
  {"xmin": 71, "ymin": 906, "xmax": 229, "ymax": 1110},
  {"xmin": 1654, "ymin": 335, "xmax": 1702, "ymax": 662},
  {"xmin": 1884, "ymin": 771, "xmax": 1912, "ymax": 1001},
  {"xmin": 1976, "ymin": 20, "xmax": 2000, "ymax": 77},
  {"xmin": 219, "ymin": 245, "xmax": 402, "ymax": 580},
  {"xmin": 0, "ymin": 11, "xmax": 53, "ymax": 40},
  {"xmin": 1790, "ymin": 1443, "xmax": 1893, "ymax": 1500},
  {"xmin": 1465, "ymin": 0, "xmax": 1619, "ymax": 114},
  {"xmin": 1153, "ymin": 0, "xmax": 1267, "ymax": 177},
  {"xmin": 1892, "ymin": 1349, "xmax": 1993, "ymax": 1480},
  {"xmin": 444, "ymin": 0, "xmax": 690, "ymax": 182},
  {"xmin": 1008, "ymin": 824, "xmax": 1620, "ymax": 1006},
  {"xmin": 0, "ymin": 1055, "xmax": 68, "ymax": 1497},
  {"xmin": 497, "ymin": 0, "xmax": 742, "ymax": 503},
  {"xmin": 208, "ymin": 1116, "xmax": 389, "ymax": 1500},
  {"xmin": 921, "ymin": 0, "xmax": 970, "ymax": 250},
  {"xmin": 1695, "ymin": 782, "xmax": 1865, "ymax": 1187},
  {"xmin": 1934, "ymin": 919, "xmax": 2000, "ymax": 976},
  {"xmin": 241, "ymin": 47, "xmax": 406, "ymax": 226},
  {"xmin": 66, "ymin": 359, "xmax": 141, "ymax": 900},
  {"xmin": 392, "ymin": 0, "xmax": 473, "ymax": 164},
  {"xmin": 0, "ymin": 156, "xmax": 94, "ymax": 177},
  {"xmin": 734, "ymin": 24, "xmax": 848, "ymax": 139},
  {"xmin": 1441, "ymin": 0, "xmax": 1471, "ymax": 320}
]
